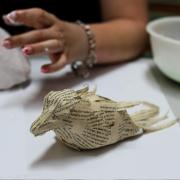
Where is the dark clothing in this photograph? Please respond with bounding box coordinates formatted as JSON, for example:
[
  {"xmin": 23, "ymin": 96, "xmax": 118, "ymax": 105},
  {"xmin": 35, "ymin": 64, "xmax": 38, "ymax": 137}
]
[{"xmin": 0, "ymin": 0, "xmax": 102, "ymax": 34}]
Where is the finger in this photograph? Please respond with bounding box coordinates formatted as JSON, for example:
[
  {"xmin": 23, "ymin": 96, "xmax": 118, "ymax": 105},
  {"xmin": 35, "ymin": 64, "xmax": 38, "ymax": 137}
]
[
  {"xmin": 3, "ymin": 8, "xmax": 57, "ymax": 29},
  {"xmin": 3, "ymin": 28, "xmax": 62, "ymax": 48},
  {"xmin": 2, "ymin": 13, "xmax": 23, "ymax": 26},
  {"xmin": 2, "ymin": 15, "xmax": 14, "ymax": 26},
  {"xmin": 49, "ymin": 53, "xmax": 61, "ymax": 63},
  {"xmin": 41, "ymin": 54, "xmax": 67, "ymax": 73},
  {"xmin": 22, "ymin": 39, "xmax": 64, "ymax": 55}
]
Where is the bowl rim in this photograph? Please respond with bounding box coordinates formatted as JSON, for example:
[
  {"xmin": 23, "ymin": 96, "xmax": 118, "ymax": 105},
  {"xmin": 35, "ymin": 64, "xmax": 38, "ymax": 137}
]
[{"xmin": 146, "ymin": 16, "xmax": 180, "ymax": 45}]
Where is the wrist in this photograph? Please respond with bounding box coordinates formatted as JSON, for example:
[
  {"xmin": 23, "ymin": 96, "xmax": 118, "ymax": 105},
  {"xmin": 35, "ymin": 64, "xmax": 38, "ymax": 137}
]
[
  {"xmin": 62, "ymin": 21, "xmax": 89, "ymax": 61},
  {"xmin": 71, "ymin": 20, "xmax": 97, "ymax": 78}
]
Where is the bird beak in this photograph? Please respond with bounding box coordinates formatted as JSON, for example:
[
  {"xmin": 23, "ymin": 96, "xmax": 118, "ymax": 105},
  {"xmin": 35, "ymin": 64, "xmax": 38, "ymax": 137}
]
[{"xmin": 30, "ymin": 111, "xmax": 55, "ymax": 136}]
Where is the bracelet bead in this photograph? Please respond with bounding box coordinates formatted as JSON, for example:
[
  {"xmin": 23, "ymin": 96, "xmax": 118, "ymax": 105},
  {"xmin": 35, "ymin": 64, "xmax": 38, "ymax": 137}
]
[{"xmin": 71, "ymin": 20, "xmax": 97, "ymax": 78}]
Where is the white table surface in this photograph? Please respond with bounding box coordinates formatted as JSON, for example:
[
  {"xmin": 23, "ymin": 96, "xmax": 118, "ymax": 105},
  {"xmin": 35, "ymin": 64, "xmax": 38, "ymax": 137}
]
[{"xmin": 0, "ymin": 57, "xmax": 180, "ymax": 179}]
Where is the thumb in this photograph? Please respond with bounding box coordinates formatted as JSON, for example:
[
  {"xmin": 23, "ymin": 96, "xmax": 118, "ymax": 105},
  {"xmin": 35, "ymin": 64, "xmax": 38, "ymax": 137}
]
[{"xmin": 41, "ymin": 54, "xmax": 68, "ymax": 73}]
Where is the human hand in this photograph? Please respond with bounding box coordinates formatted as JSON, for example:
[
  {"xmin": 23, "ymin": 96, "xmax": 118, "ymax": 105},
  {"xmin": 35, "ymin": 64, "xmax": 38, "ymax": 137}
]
[{"xmin": 2, "ymin": 8, "xmax": 88, "ymax": 73}]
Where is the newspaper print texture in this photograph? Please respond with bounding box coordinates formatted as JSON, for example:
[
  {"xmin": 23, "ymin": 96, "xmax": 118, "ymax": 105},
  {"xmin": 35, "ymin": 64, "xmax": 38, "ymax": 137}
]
[{"xmin": 31, "ymin": 86, "xmax": 176, "ymax": 150}]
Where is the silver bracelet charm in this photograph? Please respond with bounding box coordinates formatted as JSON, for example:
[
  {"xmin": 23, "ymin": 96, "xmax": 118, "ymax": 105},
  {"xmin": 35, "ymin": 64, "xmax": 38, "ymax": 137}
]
[{"xmin": 71, "ymin": 20, "xmax": 97, "ymax": 78}]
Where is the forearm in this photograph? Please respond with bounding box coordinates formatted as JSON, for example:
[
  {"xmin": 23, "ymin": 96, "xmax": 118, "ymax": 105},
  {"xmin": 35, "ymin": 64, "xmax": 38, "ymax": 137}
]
[
  {"xmin": 91, "ymin": 19, "xmax": 147, "ymax": 64},
  {"xmin": 2, "ymin": 6, "xmax": 147, "ymax": 74}
]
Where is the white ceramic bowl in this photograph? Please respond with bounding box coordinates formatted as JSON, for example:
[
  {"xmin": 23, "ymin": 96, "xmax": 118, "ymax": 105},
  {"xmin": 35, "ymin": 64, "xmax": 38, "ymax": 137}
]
[{"xmin": 147, "ymin": 17, "xmax": 180, "ymax": 82}]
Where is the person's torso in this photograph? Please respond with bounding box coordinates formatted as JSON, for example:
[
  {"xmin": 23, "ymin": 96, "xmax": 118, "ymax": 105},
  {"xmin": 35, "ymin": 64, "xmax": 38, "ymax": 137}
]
[{"xmin": 149, "ymin": 0, "xmax": 180, "ymax": 20}]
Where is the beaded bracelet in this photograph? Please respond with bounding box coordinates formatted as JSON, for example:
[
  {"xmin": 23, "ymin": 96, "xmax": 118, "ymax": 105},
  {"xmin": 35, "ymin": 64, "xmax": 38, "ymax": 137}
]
[{"xmin": 71, "ymin": 20, "xmax": 97, "ymax": 78}]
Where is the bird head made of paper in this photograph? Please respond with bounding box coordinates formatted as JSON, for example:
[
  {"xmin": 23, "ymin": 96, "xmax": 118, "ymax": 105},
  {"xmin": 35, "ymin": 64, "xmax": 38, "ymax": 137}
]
[
  {"xmin": 31, "ymin": 88, "xmax": 83, "ymax": 136},
  {"xmin": 30, "ymin": 86, "xmax": 176, "ymax": 151}
]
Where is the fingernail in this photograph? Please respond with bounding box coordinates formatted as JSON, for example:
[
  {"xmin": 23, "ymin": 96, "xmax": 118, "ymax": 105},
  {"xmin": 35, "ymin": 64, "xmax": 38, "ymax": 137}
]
[
  {"xmin": 3, "ymin": 11, "xmax": 22, "ymax": 26},
  {"xmin": 22, "ymin": 47, "xmax": 32, "ymax": 55},
  {"xmin": 2, "ymin": 15, "xmax": 12, "ymax": 25},
  {"xmin": 2, "ymin": 14, "xmax": 8, "ymax": 19},
  {"xmin": 41, "ymin": 66, "xmax": 49, "ymax": 73},
  {"xmin": 9, "ymin": 11, "xmax": 17, "ymax": 19},
  {"xmin": 2, "ymin": 15, "xmax": 8, "ymax": 22},
  {"xmin": 2, "ymin": 40, "xmax": 12, "ymax": 48}
]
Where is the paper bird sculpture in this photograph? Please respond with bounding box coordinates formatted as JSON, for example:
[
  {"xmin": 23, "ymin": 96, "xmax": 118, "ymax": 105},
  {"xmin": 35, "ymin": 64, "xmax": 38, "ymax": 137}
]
[{"xmin": 31, "ymin": 86, "xmax": 176, "ymax": 150}]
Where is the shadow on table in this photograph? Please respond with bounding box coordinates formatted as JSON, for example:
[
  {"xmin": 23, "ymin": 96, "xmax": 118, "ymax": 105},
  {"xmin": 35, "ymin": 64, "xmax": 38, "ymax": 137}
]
[
  {"xmin": 147, "ymin": 64, "xmax": 180, "ymax": 117},
  {"xmin": 0, "ymin": 79, "xmax": 31, "ymax": 92},
  {"xmin": 30, "ymin": 134, "xmax": 142, "ymax": 169},
  {"xmin": 0, "ymin": 62, "xmax": 126, "ymax": 110},
  {"xmin": 24, "ymin": 62, "xmax": 126, "ymax": 110}
]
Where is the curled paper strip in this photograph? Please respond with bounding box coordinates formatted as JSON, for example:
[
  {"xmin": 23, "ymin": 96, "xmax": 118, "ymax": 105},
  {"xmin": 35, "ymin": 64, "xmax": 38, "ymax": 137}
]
[{"xmin": 31, "ymin": 86, "xmax": 176, "ymax": 150}]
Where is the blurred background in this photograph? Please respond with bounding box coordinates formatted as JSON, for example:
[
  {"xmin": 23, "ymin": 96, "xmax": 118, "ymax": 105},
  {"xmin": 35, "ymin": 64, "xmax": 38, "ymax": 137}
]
[
  {"xmin": 0, "ymin": 0, "xmax": 102, "ymax": 35},
  {"xmin": 1, "ymin": 0, "xmax": 180, "ymax": 35}
]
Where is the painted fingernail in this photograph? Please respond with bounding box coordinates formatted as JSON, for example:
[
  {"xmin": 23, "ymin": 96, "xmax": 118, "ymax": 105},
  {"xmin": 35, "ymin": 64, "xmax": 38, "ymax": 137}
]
[
  {"xmin": 3, "ymin": 11, "xmax": 22, "ymax": 26},
  {"xmin": 2, "ymin": 15, "xmax": 11, "ymax": 25},
  {"xmin": 22, "ymin": 47, "xmax": 32, "ymax": 55},
  {"xmin": 9, "ymin": 11, "xmax": 17, "ymax": 19},
  {"xmin": 41, "ymin": 66, "xmax": 49, "ymax": 73},
  {"xmin": 2, "ymin": 40, "xmax": 12, "ymax": 49}
]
